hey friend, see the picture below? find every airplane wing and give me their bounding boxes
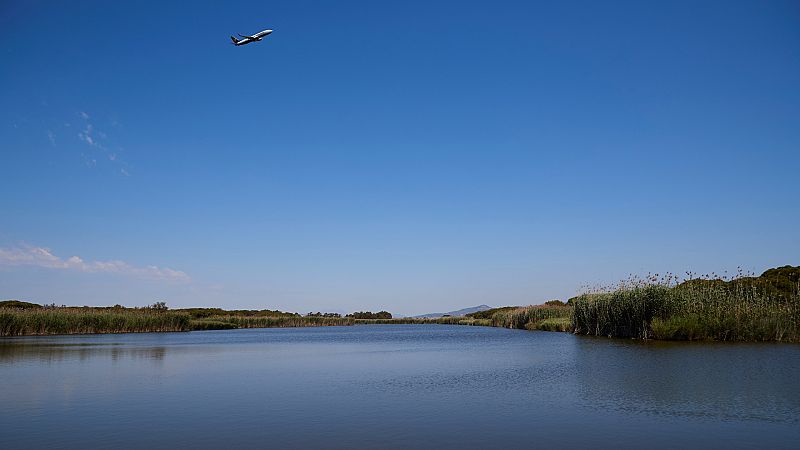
[238,34,254,39]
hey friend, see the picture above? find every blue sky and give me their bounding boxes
[1,0,798,315]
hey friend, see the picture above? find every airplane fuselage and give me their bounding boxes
[232,29,273,46]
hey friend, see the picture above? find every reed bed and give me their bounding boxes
[0,307,191,336]
[354,317,488,325]
[571,285,670,339]
[490,305,572,329]
[527,317,572,332]
[465,306,519,320]
[177,308,299,318]
[190,315,354,330]
[572,271,800,342]
[354,309,570,331]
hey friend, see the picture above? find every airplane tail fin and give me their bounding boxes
[230,36,238,45]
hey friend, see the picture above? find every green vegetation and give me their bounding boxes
[0,303,355,335]
[0,307,191,336]
[490,305,572,329]
[306,312,343,318]
[407,266,800,342]
[572,266,800,342]
[175,307,353,330]
[190,315,353,330]
[527,317,571,332]
[354,316,488,325]
[465,306,519,320]
[543,299,566,307]
[347,311,392,319]
[177,308,300,318]
[353,305,570,331]
[0,300,42,309]
[5,265,796,341]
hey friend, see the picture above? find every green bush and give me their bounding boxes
[0,300,42,309]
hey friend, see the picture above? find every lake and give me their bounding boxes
[1,325,798,449]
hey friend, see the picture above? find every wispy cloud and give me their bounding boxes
[0,245,190,283]
[76,111,132,175]
[78,122,98,147]
[46,130,56,146]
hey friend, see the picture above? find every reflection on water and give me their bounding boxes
[0,342,167,364]
[1,326,799,449]
[572,337,800,424]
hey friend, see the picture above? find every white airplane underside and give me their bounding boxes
[230,29,273,46]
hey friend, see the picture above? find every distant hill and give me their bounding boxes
[414,305,493,318]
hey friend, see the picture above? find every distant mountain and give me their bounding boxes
[413,305,493,318]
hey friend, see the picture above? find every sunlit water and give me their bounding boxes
[1,325,798,449]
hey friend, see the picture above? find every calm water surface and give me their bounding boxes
[1,325,798,449]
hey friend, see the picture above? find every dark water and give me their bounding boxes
[1,325,799,449]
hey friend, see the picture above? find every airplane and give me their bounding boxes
[230,29,273,46]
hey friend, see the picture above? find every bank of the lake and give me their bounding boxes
[2,265,797,341]
[0,306,357,336]
[0,307,192,336]
[571,266,800,342]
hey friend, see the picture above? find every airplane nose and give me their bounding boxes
[266,30,273,34]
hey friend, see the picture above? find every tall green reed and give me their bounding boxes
[0,307,191,336]
[572,270,799,341]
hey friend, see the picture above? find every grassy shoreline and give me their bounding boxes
[2,266,797,341]
[0,308,192,336]
[354,317,490,326]
[191,315,354,330]
[572,277,799,342]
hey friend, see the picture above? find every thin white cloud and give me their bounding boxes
[78,123,99,147]
[75,112,132,176]
[0,245,190,283]
[46,130,56,146]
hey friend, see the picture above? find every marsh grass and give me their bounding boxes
[571,285,670,339]
[188,319,239,330]
[354,307,570,331]
[465,306,519,320]
[0,307,191,336]
[354,316,481,325]
[528,317,572,332]
[7,266,794,340]
[190,315,353,330]
[177,308,299,318]
[572,269,800,342]
[490,305,572,329]
[0,306,354,335]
